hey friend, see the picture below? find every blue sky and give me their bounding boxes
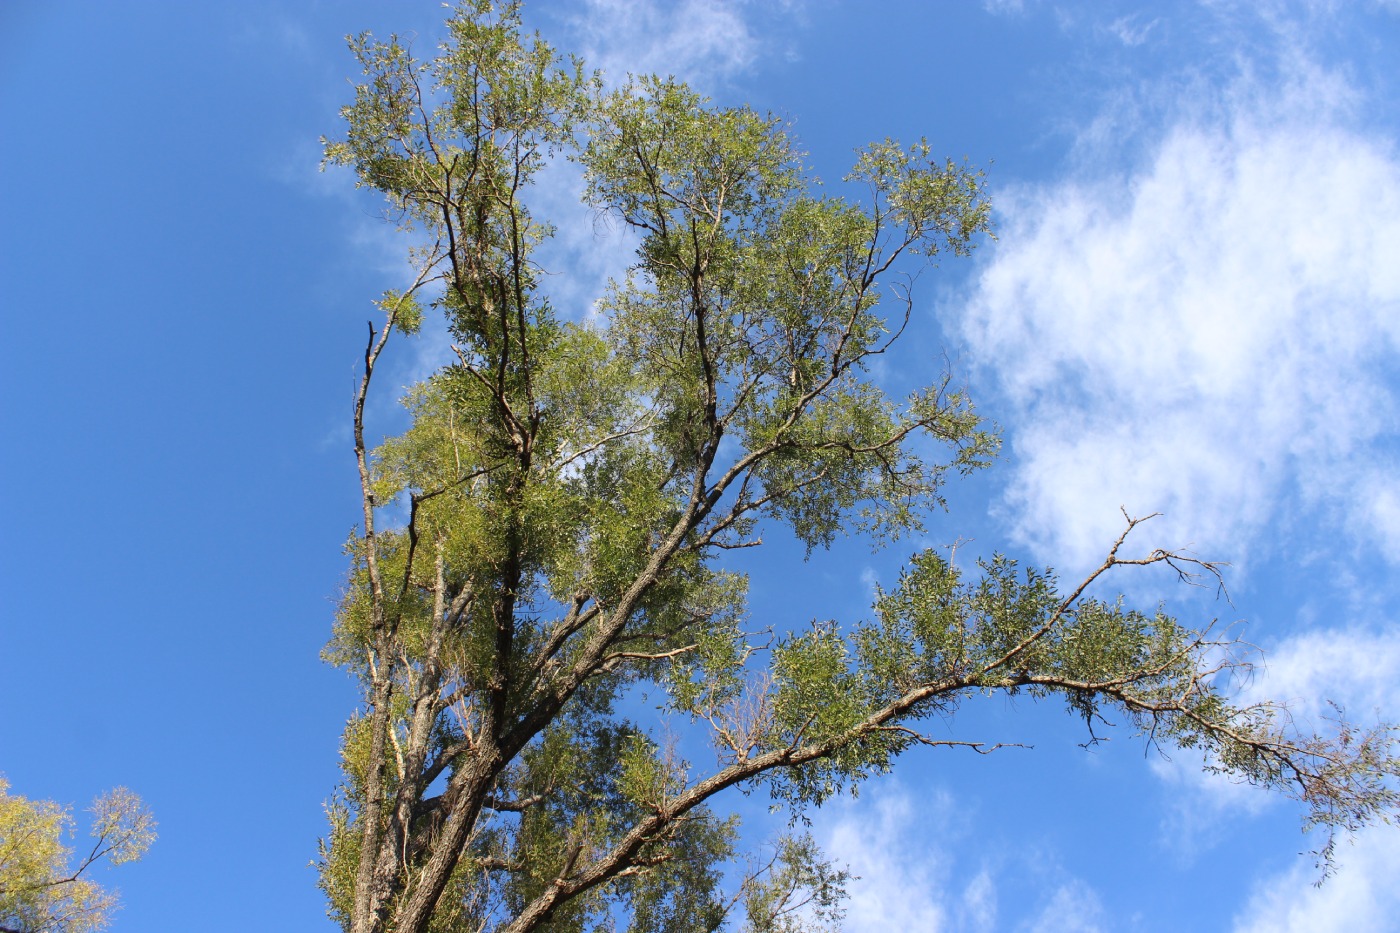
[2,1,1399,930]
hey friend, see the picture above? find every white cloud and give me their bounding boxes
[529,155,640,322]
[561,0,793,89]
[812,781,1120,933]
[960,62,1400,575]
[821,785,954,932]
[1232,829,1400,933]
[1245,625,1400,722]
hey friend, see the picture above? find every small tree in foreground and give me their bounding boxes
[319,4,1400,931]
[0,777,154,933]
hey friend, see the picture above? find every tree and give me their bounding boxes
[0,777,154,933]
[319,4,1400,931]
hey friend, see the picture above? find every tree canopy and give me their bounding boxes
[319,3,1400,931]
[0,777,154,933]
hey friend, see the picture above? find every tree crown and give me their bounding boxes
[319,5,1400,932]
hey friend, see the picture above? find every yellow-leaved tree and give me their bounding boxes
[0,777,154,933]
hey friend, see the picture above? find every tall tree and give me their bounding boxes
[0,777,154,933]
[319,4,1400,931]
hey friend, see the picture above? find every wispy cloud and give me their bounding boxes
[1231,829,1400,933]
[1103,13,1160,47]
[811,781,1123,933]
[982,0,1033,16]
[1151,619,1400,873]
[1019,879,1106,933]
[529,156,639,322]
[820,785,956,932]
[558,0,804,90]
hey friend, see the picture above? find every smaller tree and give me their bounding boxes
[0,777,154,933]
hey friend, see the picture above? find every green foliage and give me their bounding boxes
[319,4,1399,932]
[0,777,154,933]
